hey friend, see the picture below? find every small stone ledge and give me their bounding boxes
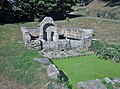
[33,58,51,65]
[39,50,94,59]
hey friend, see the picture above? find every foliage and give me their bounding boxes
[0,0,14,23]
[0,0,74,23]
[90,40,120,63]
[74,0,93,6]
[96,10,119,20]
[113,83,120,87]
[102,79,113,89]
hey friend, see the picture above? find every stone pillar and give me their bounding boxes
[53,32,59,42]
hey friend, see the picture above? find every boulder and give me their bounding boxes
[46,64,60,80]
[113,77,120,84]
[77,79,107,89]
[33,58,50,65]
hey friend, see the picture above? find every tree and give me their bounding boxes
[0,0,14,23]
[0,0,74,23]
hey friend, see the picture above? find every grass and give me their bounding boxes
[56,17,120,44]
[73,0,120,20]
[0,15,120,88]
[0,22,48,89]
[53,55,120,89]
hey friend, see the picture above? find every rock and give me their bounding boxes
[45,81,68,89]
[77,79,107,89]
[113,77,120,84]
[41,51,69,59]
[104,77,115,84]
[113,86,120,89]
[33,58,50,65]
[40,49,94,59]
[46,64,60,80]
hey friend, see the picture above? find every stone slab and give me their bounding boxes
[33,58,50,65]
[113,77,120,84]
[77,79,107,89]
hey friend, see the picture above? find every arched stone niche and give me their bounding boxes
[46,26,59,42]
[39,17,58,41]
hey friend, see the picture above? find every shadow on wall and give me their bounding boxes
[59,70,73,89]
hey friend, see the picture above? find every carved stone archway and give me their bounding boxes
[46,26,58,41]
[39,17,57,41]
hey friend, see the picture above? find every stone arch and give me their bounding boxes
[42,23,55,41]
[39,17,57,41]
[46,26,58,41]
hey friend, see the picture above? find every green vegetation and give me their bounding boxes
[0,13,120,88]
[114,83,120,87]
[73,0,120,20]
[0,22,48,89]
[90,40,120,63]
[0,0,74,23]
[102,79,114,89]
[53,55,120,89]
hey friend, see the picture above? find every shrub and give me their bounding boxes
[96,9,120,20]
[90,40,120,63]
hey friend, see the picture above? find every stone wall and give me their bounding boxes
[42,41,57,50]
[20,17,94,58]
[58,39,71,50]
[62,28,83,39]
[21,27,40,36]
[70,40,83,48]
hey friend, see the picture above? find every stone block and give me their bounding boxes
[46,64,60,80]
[70,40,83,49]
[77,79,107,89]
[43,41,57,50]
[33,58,51,65]
[113,77,120,84]
[58,39,71,50]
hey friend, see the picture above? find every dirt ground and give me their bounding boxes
[0,77,26,89]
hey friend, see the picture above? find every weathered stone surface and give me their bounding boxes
[58,39,71,50]
[70,40,83,48]
[33,58,50,65]
[46,64,60,80]
[40,50,94,58]
[21,17,94,58]
[77,79,107,89]
[20,27,31,46]
[45,81,68,89]
[113,86,120,89]
[63,28,83,39]
[38,17,57,40]
[46,26,59,42]
[113,77,120,84]
[42,41,57,50]
[41,51,69,59]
